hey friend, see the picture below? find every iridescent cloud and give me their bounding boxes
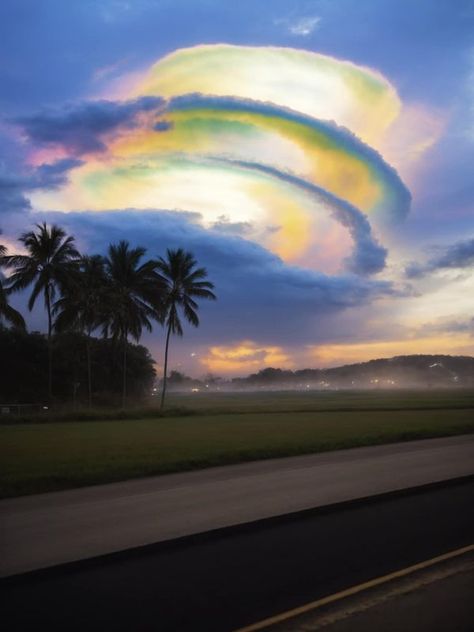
[133,44,402,146]
[28,44,430,277]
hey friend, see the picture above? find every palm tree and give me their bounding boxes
[54,255,108,407]
[3,223,80,400]
[155,248,216,409]
[103,241,163,408]
[0,244,26,330]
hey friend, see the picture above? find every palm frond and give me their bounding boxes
[2,304,26,330]
[157,248,216,338]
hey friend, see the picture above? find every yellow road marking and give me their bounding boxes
[233,543,474,632]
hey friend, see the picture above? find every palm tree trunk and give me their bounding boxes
[86,331,92,409]
[46,286,53,403]
[160,321,172,409]
[122,334,127,409]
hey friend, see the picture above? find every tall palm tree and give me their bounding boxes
[155,248,216,409]
[0,244,26,330]
[54,255,108,407]
[103,241,163,408]
[3,223,80,400]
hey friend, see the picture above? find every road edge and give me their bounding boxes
[1,473,473,584]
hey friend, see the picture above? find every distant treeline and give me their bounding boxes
[230,355,474,389]
[166,355,474,392]
[0,327,155,405]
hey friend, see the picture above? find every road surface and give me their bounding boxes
[1,478,473,631]
[281,563,474,632]
[1,434,473,577]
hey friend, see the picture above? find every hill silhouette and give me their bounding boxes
[232,355,474,389]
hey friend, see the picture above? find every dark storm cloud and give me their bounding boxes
[34,158,85,188]
[0,158,83,216]
[153,120,173,132]
[430,238,474,269]
[13,97,164,155]
[0,175,31,215]
[406,237,474,278]
[420,317,474,335]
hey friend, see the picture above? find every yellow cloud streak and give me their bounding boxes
[201,341,294,374]
[246,182,314,261]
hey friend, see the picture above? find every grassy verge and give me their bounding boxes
[3,389,474,423]
[1,407,473,498]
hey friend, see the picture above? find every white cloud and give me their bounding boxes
[288,16,321,36]
[274,15,321,37]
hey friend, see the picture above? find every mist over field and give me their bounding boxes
[160,355,474,394]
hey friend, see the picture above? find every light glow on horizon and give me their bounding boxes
[197,332,474,376]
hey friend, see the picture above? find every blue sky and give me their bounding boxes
[1,1,473,110]
[1,0,473,375]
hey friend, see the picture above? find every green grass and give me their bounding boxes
[165,389,474,414]
[3,389,474,424]
[1,400,473,498]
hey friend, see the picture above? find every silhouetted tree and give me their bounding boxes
[0,244,26,330]
[103,241,163,408]
[54,255,108,407]
[155,248,216,408]
[3,223,80,399]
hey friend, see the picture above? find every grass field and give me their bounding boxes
[1,390,473,498]
[4,388,474,423]
[165,388,474,413]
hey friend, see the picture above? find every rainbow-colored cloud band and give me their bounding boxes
[32,45,426,274]
[150,94,411,223]
[134,44,402,147]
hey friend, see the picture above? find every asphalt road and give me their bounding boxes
[291,564,474,632]
[3,434,474,577]
[1,478,473,632]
